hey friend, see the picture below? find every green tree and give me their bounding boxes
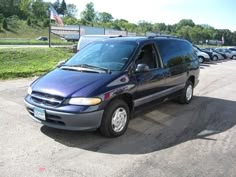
[53,0,60,12]
[32,0,47,19]
[152,23,167,33]
[137,20,153,33]
[65,3,77,18]
[19,0,32,18]
[176,25,192,41]
[59,0,67,15]
[113,19,129,30]
[177,19,195,30]
[81,2,97,23]
[232,31,236,45]
[63,16,79,25]
[98,12,113,23]
[189,26,204,44]
[0,0,21,18]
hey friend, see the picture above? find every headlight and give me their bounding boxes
[68,97,102,106]
[27,87,32,95]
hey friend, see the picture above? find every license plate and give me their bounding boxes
[34,107,46,121]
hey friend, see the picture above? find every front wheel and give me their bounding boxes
[198,56,204,63]
[100,99,130,137]
[178,80,194,104]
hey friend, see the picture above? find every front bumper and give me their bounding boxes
[205,57,211,61]
[24,99,104,131]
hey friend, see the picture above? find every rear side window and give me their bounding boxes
[156,39,184,67]
[179,41,197,62]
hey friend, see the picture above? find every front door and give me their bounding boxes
[133,43,170,107]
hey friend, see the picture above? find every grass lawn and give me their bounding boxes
[0,47,74,80]
[0,20,75,45]
[0,39,73,45]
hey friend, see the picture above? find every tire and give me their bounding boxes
[178,80,194,104]
[232,55,236,60]
[100,99,130,137]
[198,56,204,63]
[213,55,218,61]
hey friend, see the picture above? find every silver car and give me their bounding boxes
[204,48,224,60]
[215,48,236,59]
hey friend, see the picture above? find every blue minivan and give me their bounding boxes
[24,36,199,137]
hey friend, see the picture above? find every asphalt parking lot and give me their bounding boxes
[0,59,236,177]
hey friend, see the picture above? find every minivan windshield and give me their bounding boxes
[65,41,137,71]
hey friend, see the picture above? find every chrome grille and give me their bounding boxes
[31,91,64,107]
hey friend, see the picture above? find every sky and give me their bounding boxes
[49,0,236,32]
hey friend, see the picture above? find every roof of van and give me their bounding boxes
[80,35,122,38]
[100,36,186,43]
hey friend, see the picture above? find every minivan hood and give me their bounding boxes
[31,68,115,98]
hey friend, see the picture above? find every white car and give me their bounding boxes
[77,35,121,51]
[227,47,236,57]
[193,46,211,63]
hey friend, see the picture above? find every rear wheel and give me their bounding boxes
[213,55,218,61]
[100,99,130,137]
[178,80,194,104]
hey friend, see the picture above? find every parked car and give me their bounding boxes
[193,46,210,63]
[36,36,48,41]
[77,35,122,51]
[203,48,224,60]
[227,47,236,53]
[208,48,227,59]
[215,48,236,59]
[24,36,200,137]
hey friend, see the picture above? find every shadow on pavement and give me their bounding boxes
[200,59,232,68]
[41,96,236,154]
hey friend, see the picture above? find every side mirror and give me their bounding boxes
[135,64,150,72]
[56,60,66,67]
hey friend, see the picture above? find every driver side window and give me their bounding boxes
[136,44,159,69]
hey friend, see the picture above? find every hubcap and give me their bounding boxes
[111,107,127,133]
[186,85,193,101]
[199,57,203,63]
[213,56,217,61]
[233,56,236,60]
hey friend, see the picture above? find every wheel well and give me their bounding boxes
[113,94,133,111]
[188,76,195,86]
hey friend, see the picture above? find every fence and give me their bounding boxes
[50,25,137,42]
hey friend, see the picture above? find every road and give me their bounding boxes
[0,60,236,177]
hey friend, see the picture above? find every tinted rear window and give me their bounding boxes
[156,39,184,67]
[179,41,196,62]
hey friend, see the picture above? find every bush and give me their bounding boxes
[32,19,38,26]
[27,18,31,26]
[8,15,20,28]
[43,19,50,27]
[2,18,7,29]
[0,14,3,23]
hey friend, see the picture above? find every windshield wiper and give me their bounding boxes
[68,64,111,74]
[60,65,101,73]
